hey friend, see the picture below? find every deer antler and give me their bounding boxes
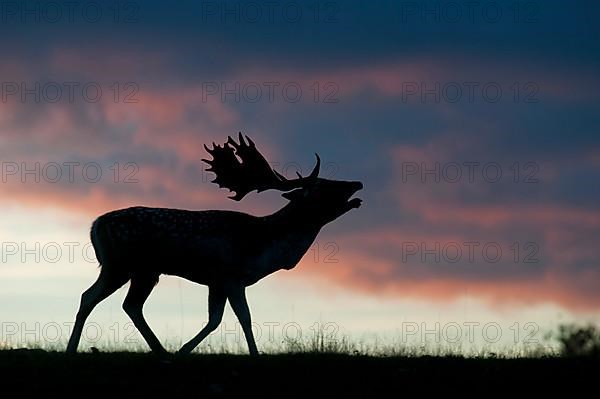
[203,132,320,200]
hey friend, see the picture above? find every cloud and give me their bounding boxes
[299,242,600,310]
[0,9,598,314]
[292,138,600,310]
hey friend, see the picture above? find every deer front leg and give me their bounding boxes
[179,286,227,355]
[227,285,259,356]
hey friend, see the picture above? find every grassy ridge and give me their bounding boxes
[0,349,596,396]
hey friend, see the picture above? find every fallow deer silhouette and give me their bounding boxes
[66,133,363,355]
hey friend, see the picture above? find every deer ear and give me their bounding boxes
[282,188,305,201]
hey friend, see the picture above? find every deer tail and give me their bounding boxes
[90,216,110,268]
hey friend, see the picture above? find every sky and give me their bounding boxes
[0,0,599,352]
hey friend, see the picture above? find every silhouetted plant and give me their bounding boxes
[557,323,600,357]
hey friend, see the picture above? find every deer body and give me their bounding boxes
[66,133,362,356]
[92,206,321,286]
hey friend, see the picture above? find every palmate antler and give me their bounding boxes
[202,132,320,200]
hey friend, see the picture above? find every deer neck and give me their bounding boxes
[266,200,323,232]
[260,201,323,271]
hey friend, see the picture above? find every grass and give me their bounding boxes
[7,332,558,358]
[0,324,597,395]
[0,349,597,396]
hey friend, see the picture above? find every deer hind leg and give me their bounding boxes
[66,268,129,353]
[178,285,227,355]
[227,286,259,356]
[122,274,166,355]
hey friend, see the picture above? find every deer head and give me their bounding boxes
[203,132,363,225]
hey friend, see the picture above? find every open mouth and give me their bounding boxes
[347,197,363,208]
[346,182,363,208]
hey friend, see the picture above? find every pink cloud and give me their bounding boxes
[298,245,600,310]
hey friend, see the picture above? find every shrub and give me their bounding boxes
[557,324,600,357]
